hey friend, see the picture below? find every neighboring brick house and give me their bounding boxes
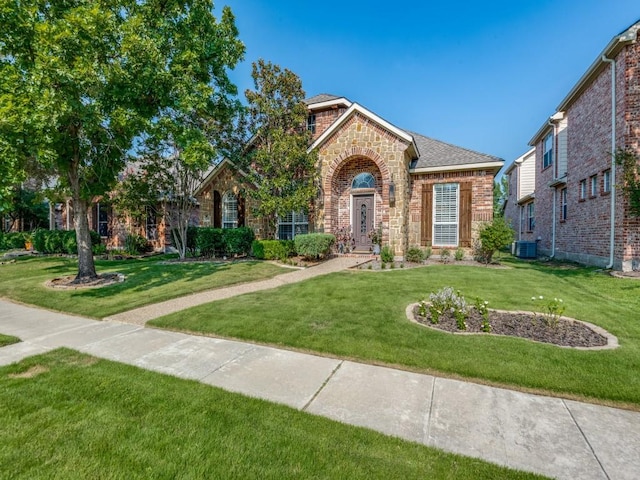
[503,148,536,241]
[526,19,640,271]
[196,94,503,256]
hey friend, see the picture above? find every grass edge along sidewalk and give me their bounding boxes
[0,349,546,480]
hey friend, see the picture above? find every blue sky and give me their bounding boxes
[219,0,639,169]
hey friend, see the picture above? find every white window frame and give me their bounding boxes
[307,114,316,135]
[543,132,554,169]
[560,188,567,221]
[603,169,611,194]
[579,180,586,201]
[278,211,309,240]
[432,183,459,247]
[590,175,598,197]
[222,192,238,229]
[527,202,535,231]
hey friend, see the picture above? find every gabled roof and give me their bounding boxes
[194,158,250,197]
[305,93,352,111]
[408,131,503,173]
[308,102,419,159]
[504,147,536,175]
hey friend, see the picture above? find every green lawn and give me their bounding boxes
[0,255,285,318]
[151,259,640,408]
[0,349,545,479]
[0,334,19,348]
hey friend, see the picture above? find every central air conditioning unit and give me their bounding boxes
[513,241,537,259]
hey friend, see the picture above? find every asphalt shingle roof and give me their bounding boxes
[406,131,503,169]
[304,93,343,105]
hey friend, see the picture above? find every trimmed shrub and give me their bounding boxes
[44,230,64,254]
[63,230,78,254]
[3,232,30,250]
[294,233,335,259]
[32,229,47,252]
[252,239,295,260]
[224,227,255,256]
[405,246,424,263]
[196,228,224,257]
[380,245,394,263]
[455,247,465,261]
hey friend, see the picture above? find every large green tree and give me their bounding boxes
[0,0,244,281]
[243,60,318,238]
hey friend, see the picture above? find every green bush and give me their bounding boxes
[294,233,335,259]
[476,216,515,265]
[63,230,78,254]
[224,227,255,256]
[196,228,224,257]
[455,247,465,261]
[380,245,394,263]
[252,239,295,260]
[44,230,64,254]
[124,233,149,255]
[3,232,29,250]
[405,246,424,263]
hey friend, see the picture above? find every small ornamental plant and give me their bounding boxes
[474,297,491,333]
[531,295,565,328]
[440,248,451,264]
[423,287,468,329]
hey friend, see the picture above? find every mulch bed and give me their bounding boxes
[46,273,125,290]
[412,305,609,348]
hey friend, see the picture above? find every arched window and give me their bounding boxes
[351,172,375,190]
[222,192,238,229]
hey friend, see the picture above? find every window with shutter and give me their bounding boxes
[433,183,459,247]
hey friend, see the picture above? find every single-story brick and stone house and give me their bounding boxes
[504,19,640,271]
[196,94,503,256]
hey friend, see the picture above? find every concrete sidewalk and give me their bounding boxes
[104,256,365,325]
[1,300,638,479]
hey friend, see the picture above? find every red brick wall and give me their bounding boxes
[534,41,640,269]
[311,107,348,141]
[408,169,494,248]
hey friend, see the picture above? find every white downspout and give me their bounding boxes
[548,119,556,258]
[602,55,616,269]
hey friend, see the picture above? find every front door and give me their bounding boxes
[353,195,374,251]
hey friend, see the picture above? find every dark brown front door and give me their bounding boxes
[353,195,374,251]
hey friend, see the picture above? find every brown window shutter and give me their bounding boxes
[459,182,472,247]
[238,196,245,227]
[213,191,221,228]
[421,184,432,246]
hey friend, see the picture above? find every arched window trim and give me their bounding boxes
[351,172,376,190]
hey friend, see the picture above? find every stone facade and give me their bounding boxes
[196,96,503,258]
[526,22,640,270]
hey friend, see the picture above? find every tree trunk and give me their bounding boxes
[73,197,98,282]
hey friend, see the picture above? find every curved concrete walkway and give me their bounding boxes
[1,299,639,479]
[105,256,365,325]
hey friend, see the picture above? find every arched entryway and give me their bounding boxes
[329,157,385,252]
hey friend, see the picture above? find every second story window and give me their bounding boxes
[590,175,598,197]
[560,188,567,221]
[603,169,611,194]
[579,180,586,201]
[307,114,316,135]
[543,132,554,169]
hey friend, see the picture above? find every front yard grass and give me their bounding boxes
[0,349,544,479]
[0,255,286,318]
[0,334,19,348]
[151,260,640,409]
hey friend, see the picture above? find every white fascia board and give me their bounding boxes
[307,98,352,110]
[308,102,416,153]
[410,161,504,174]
